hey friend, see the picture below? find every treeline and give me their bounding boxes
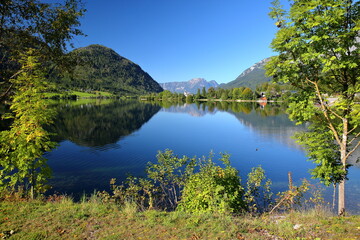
[141,82,295,103]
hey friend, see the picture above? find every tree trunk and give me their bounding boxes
[338,127,347,216]
[338,179,345,215]
[338,145,347,215]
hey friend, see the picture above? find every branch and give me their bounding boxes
[325,104,343,120]
[306,77,342,146]
[349,131,360,145]
[269,191,293,214]
[345,140,360,160]
[348,126,360,138]
[0,83,13,101]
[0,70,24,101]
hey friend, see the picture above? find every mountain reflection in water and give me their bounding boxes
[161,102,305,150]
[45,100,359,213]
[50,100,161,148]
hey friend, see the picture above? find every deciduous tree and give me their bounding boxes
[0,0,85,102]
[266,0,359,215]
[0,0,85,196]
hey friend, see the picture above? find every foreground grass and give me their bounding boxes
[0,198,359,239]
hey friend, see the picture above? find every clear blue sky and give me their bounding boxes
[74,0,279,84]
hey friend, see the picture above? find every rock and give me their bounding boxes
[293,224,302,230]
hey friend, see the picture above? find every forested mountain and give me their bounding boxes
[52,45,163,95]
[221,58,271,90]
[160,78,219,94]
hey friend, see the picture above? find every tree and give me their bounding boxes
[0,0,85,102]
[202,87,207,98]
[195,88,201,100]
[0,0,85,197]
[207,87,216,99]
[185,94,194,103]
[232,87,245,100]
[266,0,359,215]
[221,91,229,100]
[0,51,56,197]
[241,87,254,100]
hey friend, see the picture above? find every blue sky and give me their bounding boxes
[74,0,279,84]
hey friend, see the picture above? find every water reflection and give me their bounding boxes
[157,101,304,149]
[45,100,359,213]
[50,100,161,148]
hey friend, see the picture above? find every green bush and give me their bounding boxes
[98,150,276,214]
[177,154,246,213]
[244,166,273,213]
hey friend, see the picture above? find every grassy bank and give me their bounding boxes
[44,90,114,99]
[1,197,359,239]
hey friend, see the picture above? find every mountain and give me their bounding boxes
[53,44,163,95]
[222,58,272,90]
[160,78,219,94]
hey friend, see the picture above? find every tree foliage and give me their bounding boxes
[0,0,85,197]
[99,150,256,213]
[0,51,56,197]
[0,0,85,101]
[266,0,360,215]
[178,153,246,213]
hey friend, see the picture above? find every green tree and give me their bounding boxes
[207,87,216,99]
[0,0,85,197]
[0,0,85,102]
[185,94,194,103]
[0,51,56,198]
[220,91,228,100]
[232,88,241,100]
[266,0,359,215]
[194,88,201,100]
[241,87,254,100]
[202,87,207,98]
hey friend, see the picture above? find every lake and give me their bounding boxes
[45,99,360,214]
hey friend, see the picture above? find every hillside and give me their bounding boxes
[160,78,219,94]
[222,58,272,90]
[53,45,163,95]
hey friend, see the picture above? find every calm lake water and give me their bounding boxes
[45,100,360,214]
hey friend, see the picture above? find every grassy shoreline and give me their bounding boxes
[44,90,115,99]
[1,197,359,239]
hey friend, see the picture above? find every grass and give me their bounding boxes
[44,90,114,99]
[0,197,359,239]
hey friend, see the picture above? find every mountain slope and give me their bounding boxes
[55,45,163,95]
[160,78,219,94]
[222,58,272,90]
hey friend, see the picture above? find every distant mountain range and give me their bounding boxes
[160,78,219,94]
[160,58,272,93]
[50,44,271,94]
[52,44,163,95]
[221,58,272,90]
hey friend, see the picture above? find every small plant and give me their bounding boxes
[244,166,273,214]
[97,149,196,211]
[97,177,157,211]
[177,153,246,213]
[270,178,310,214]
[146,149,196,210]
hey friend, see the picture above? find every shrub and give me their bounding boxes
[244,166,273,214]
[177,154,246,213]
